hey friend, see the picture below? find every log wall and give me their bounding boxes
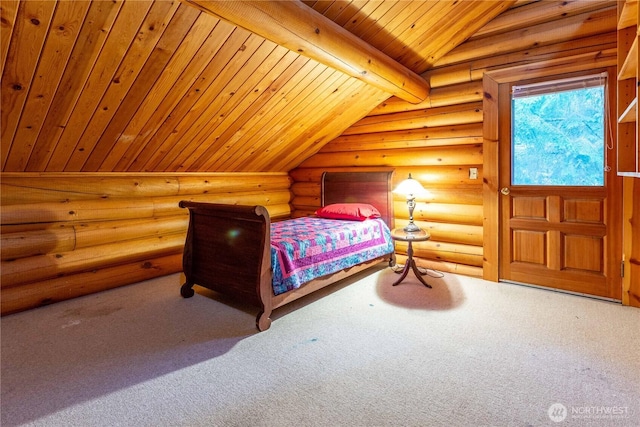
[290,6,617,279]
[0,172,291,315]
[291,96,485,278]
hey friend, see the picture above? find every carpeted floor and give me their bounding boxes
[2,266,639,427]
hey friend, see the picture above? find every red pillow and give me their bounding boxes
[315,203,381,221]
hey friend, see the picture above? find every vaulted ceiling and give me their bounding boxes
[0,0,614,173]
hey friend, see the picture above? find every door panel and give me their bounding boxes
[498,77,620,299]
[500,188,611,296]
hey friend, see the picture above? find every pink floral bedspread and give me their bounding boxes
[270,217,394,295]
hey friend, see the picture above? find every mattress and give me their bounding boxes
[270,217,394,295]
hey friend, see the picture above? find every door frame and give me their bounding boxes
[482,65,623,299]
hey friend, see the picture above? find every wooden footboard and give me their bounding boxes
[179,201,274,330]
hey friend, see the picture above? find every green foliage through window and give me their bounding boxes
[511,84,605,186]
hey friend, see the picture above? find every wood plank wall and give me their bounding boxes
[623,177,640,307]
[290,5,618,279]
[0,173,291,315]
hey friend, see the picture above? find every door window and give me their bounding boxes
[511,73,606,186]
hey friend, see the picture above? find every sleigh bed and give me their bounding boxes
[179,171,395,331]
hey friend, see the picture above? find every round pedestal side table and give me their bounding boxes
[390,228,431,288]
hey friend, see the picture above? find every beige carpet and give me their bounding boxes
[2,266,639,427]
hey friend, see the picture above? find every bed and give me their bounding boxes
[178,171,395,331]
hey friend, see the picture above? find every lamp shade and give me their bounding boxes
[393,174,427,197]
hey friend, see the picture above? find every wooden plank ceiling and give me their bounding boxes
[0,0,613,173]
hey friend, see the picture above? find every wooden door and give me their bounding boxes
[497,77,622,300]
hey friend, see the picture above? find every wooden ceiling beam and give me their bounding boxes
[181,0,429,103]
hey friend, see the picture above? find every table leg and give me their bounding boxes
[391,259,411,286]
[409,258,432,288]
[391,241,432,288]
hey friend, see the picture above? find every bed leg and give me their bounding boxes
[180,282,195,298]
[256,310,272,331]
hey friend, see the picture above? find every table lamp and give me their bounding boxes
[393,173,427,233]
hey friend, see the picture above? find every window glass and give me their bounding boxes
[511,76,605,186]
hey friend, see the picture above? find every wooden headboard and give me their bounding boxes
[321,171,394,229]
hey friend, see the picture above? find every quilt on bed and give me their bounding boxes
[270,217,394,295]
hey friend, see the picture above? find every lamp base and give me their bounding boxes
[403,222,421,233]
